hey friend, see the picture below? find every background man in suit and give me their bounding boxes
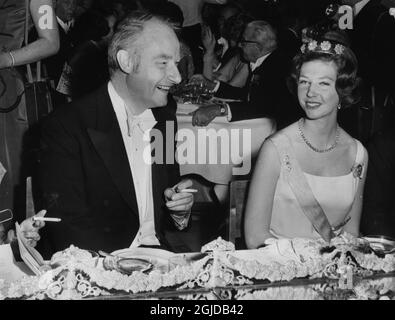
[192,20,301,129]
[342,0,395,95]
[32,0,78,107]
[45,0,76,85]
[37,11,194,258]
[341,0,395,134]
[361,127,395,238]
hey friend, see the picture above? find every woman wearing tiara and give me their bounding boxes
[244,39,368,249]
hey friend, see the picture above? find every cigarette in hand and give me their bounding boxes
[178,189,198,193]
[33,217,62,222]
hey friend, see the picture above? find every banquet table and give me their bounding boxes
[2,241,395,301]
[2,259,394,300]
[176,103,276,185]
[86,270,395,300]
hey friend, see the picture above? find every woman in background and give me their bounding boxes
[0,0,59,220]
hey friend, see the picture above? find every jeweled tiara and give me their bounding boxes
[300,40,345,55]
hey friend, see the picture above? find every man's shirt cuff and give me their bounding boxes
[225,103,232,121]
[170,211,191,230]
[213,80,221,92]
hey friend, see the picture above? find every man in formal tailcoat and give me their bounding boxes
[36,11,194,258]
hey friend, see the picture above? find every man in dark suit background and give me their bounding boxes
[342,0,395,95]
[31,0,77,108]
[192,20,301,129]
[36,11,194,258]
[45,0,76,85]
[361,127,395,238]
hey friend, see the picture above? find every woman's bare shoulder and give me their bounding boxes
[268,122,299,143]
[339,127,368,160]
[260,122,299,158]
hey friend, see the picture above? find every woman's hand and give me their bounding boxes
[201,24,216,54]
[18,210,47,247]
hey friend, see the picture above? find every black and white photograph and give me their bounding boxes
[0,0,395,305]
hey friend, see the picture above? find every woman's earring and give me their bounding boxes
[337,104,341,110]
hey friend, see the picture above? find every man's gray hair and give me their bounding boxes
[108,11,172,77]
[247,20,278,52]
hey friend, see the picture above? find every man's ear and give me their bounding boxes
[117,49,134,74]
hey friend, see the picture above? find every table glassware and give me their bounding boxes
[363,235,395,254]
[173,81,213,104]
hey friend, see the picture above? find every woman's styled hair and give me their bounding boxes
[289,40,360,108]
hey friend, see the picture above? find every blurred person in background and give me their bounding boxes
[151,1,195,83]
[361,127,395,238]
[44,0,77,88]
[0,0,59,223]
[341,0,395,134]
[201,12,251,87]
[75,0,93,18]
[192,20,300,129]
[169,0,228,73]
[244,40,367,248]
[60,7,117,99]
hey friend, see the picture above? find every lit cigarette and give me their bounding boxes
[33,217,62,222]
[178,189,198,193]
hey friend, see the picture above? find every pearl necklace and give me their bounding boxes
[298,119,340,153]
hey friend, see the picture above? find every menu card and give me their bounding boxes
[15,222,46,275]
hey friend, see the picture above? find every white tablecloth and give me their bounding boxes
[176,104,276,184]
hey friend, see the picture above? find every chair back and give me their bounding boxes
[228,179,250,248]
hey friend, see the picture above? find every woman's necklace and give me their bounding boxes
[298,119,340,153]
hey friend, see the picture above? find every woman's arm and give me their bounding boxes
[344,148,369,237]
[215,55,249,88]
[214,55,239,83]
[228,62,249,87]
[0,0,59,69]
[244,139,281,249]
[201,25,219,80]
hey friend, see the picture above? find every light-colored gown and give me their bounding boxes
[0,0,31,213]
[269,133,365,239]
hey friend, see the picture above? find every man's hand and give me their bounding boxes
[191,104,225,126]
[188,75,217,91]
[18,210,47,247]
[164,180,195,230]
[164,180,194,213]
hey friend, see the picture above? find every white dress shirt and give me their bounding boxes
[249,52,271,72]
[108,82,160,248]
[56,17,73,34]
[354,0,370,16]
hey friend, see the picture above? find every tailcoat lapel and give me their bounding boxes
[87,86,139,216]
